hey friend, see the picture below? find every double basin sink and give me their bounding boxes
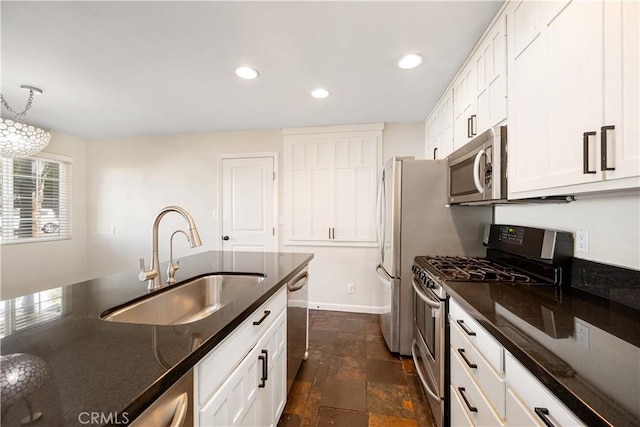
[101,273,266,325]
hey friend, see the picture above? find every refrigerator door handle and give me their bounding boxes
[375,264,392,288]
[376,169,384,259]
[376,169,387,262]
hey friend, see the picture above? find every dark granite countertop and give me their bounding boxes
[0,251,313,427]
[445,281,640,427]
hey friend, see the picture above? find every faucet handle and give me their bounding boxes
[138,257,157,282]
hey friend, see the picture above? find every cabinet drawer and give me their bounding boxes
[450,298,504,373]
[450,385,476,427]
[198,287,286,405]
[451,318,506,418]
[505,352,584,426]
[451,347,505,427]
[506,387,544,427]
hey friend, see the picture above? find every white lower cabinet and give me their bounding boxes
[505,387,544,427]
[195,288,287,427]
[450,346,505,427]
[505,352,585,427]
[449,297,585,427]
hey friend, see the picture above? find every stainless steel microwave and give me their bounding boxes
[448,125,507,204]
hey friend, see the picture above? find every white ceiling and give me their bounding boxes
[1,1,503,140]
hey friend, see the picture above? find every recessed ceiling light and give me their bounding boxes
[311,88,330,99]
[398,54,423,70]
[235,66,259,80]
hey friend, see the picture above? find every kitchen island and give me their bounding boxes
[0,251,313,426]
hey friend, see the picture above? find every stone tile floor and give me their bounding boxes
[278,310,437,427]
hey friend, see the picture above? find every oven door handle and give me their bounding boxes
[473,148,486,193]
[411,338,441,402]
[411,277,441,310]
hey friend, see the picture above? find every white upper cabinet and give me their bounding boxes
[453,13,507,151]
[284,124,382,246]
[507,0,640,197]
[425,89,454,159]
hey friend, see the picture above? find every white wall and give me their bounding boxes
[0,132,89,299]
[495,192,640,269]
[86,129,283,276]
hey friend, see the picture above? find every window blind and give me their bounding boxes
[0,155,72,244]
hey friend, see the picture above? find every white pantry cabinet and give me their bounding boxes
[283,124,382,247]
[507,0,640,197]
[425,90,454,159]
[452,13,507,151]
[195,288,287,427]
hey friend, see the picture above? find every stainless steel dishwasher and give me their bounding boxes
[286,267,309,393]
[130,370,193,427]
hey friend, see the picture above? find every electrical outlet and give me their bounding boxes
[109,226,116,235]
[347,283,355,294]
[576,229,589,253]
[576,320,590,350]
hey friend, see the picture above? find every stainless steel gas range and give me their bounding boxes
[411,224,574,427]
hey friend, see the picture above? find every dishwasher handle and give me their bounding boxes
[288,271,309,292]
[168,393,189,427]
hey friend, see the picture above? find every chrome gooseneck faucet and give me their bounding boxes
[139,206,203,290]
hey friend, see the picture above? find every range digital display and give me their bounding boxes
[499,226,524,246]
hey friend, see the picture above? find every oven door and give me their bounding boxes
[411,275,445,427]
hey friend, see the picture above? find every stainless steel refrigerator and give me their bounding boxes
[375,157,491,355]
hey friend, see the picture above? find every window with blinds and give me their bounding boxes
[0,155,72,244]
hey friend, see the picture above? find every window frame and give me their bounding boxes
[0,152,73,245]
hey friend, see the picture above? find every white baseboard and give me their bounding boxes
[308,301,383,315]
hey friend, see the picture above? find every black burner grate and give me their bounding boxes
[422,256,534,283]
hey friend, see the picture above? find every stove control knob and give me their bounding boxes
[420,272,427,282]
[411,265,417,274]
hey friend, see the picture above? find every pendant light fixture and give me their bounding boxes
[0,85,52,158]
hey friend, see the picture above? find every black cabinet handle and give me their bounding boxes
[456,319,476,336]
[583,131,597,174]
[470,114,477,136]
[258,349,268,388]
[535,407,556,427]
[222,235,230,241]
[458,387,478,413]
[433,147,438,159]
[332,228,335,239]
[467,117,472,138]
[253,310,271,326]
[457,348,477,369]
[601,125,615,171]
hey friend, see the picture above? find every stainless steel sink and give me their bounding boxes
[101,273,266,325]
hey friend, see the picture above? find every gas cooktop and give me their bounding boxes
[419,255,535,283]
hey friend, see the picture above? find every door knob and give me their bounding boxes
[222,235,230,241]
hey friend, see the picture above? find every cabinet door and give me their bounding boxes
[509,0,607,193]
[506,387,544,427]
[333,137,378,242]
[505,352,584,427]
[258,310,287,426]
[439,92,455,158]
[603,0,640,181]
[199,343,261,427]
[288,140,333,241]
[453,71,471,150]
[476,14,507,133]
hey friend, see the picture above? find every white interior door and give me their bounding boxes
[221,156,276,253]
